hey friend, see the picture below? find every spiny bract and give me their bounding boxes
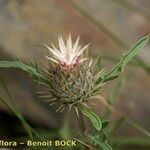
[38,35,105,113]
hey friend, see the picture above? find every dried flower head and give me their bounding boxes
[39,35,105,113]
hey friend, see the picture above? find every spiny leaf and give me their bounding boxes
[0,60,45,79]
[97,36,149,84]
[81,106,102,131]
[121,36,149,68]
[87,134,113,150]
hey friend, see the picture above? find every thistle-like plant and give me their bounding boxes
[40,35,105,114]
[0,35,149,150]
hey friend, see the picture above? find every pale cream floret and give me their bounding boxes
[45,35,90,66]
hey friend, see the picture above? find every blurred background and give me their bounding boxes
[0,0,150,150]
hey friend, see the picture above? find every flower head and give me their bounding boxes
[45,34,90,66]
[38,35,105,113]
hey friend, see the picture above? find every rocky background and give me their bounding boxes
[0,0,149,149]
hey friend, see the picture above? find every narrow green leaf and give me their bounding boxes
[87,134,113,150]
[100,55,150,73]
[102,74,118,82]
[0,78,43,140]
[97,36,149,84]
[96,56,102,71]
[99,141,113,150]
[121,36,149,68]
[0,60,45,79]
[81,106,102,131]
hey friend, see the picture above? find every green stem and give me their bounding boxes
[75,110,90,150]
[101,55,150,73]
